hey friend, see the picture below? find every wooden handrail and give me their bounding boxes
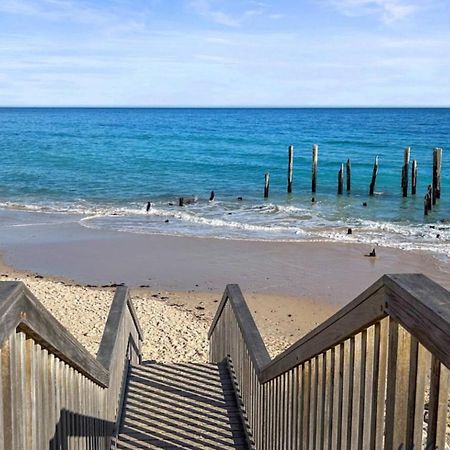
[0,281,109,386]
[211,274,450,383]
[209,284,271,372]
[0,280,143,449]
[209,274,450,449]
[97,285,144,371]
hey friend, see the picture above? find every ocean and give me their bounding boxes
[0,107,449,260]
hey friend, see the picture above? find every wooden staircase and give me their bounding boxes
[1,276,449,449]
[114,362,248,449]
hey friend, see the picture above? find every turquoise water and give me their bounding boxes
[0,108,449,258]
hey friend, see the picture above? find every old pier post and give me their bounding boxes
[369,155,379,196]
[287,145,294,193]
[402,146,410,197]
[264,172,270,198]
[338,163,344,195]
[312,144,318,193]
[411,159,417,195]
[346,159,351,192]
[432,147,442,203]
[427,184,433,210]
[424,194,429,215]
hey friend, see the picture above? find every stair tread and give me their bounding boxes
[114,362,248,450]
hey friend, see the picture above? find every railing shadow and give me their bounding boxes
[48,409,115,450]
[118,361,247,449]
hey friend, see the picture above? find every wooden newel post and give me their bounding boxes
[346,159,351,192]
[287,145,294,193]
[411,160,417,195]
[338,163,344,195]
[402,146,410,197]
[264,172,270,198]
[432,147,442,202]
[369,155,379,196]
[312,144,318,193]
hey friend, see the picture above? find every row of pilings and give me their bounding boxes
[262,145,443,215]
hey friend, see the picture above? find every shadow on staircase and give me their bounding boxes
[115,361,248,449]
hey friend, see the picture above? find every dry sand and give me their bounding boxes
[1,263,336,362]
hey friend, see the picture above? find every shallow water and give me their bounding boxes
[0,107,449,259]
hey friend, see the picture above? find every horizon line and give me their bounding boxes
[1,105,450,109]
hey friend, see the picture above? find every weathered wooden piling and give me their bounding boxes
[424,194,429,215]
[264,172,270,198]
[346,159,351,192]
[427,184,433,210]
[432,147,442,203]
[179,197,184,207]
[402,146,410,197]
[312,144,318,193]
[369,155,379,196]
[338,163,344,195]
[411,159,417,195]
[287,145,294,193]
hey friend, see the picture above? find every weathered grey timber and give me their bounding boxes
[115,362,248,449]
[402,146,410,197]
[209,275,450,449]
[0,281,143,449]
[264,173,270,198]
[369,155,379,196]
[428,184,433,211]
[411,159,418,195]
[337,163,344,195]
[287,145,294,193]
[311,144,318,193]
[346,159,351,192]
[424,193,429,215]
[2,273,450,449]
[433,147,443,202]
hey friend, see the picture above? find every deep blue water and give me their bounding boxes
[0,108,449,258]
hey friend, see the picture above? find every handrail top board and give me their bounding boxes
[97,285,144,371]
[0,280,144,388]
[208,284,271,372]
[210,274,450,384]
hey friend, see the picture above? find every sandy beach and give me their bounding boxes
[0,263,336,362]
[0,209,449,364]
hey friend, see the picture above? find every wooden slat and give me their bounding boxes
[357,330,367,450]
[362,326,374,450]
[427,357,449,448]
[302,361,311,450]
[310,357,317,448]
[384,273,450,369]
[261,283,386,383]
[24,337,37,450]
[346,337,355,450]
[385,321,412,448]
[412,344,429,448]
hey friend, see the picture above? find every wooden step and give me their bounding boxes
[115,362,248,449]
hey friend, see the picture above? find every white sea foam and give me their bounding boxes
[1,200,449,260]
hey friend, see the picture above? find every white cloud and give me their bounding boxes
[188,0,281,27]
[189,0,242,27]
[328,0,420,23]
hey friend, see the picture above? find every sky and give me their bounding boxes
[0,0,449,106]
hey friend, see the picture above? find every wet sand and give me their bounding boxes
[0,210,448,305]
[0,208,448,363]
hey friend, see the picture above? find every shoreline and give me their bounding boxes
[0,210,449,305]
[0,205,449,365]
